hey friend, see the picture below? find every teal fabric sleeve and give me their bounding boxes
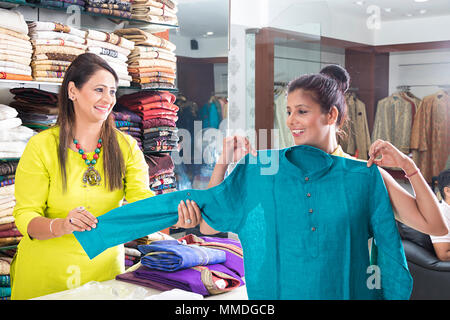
[74,157,249,260]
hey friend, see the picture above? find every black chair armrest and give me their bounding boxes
[402,240,450,272]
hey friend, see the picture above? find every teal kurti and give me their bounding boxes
[74,145,413,300]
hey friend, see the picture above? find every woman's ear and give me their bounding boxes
[327,106,339,125]
[67,81,77,101]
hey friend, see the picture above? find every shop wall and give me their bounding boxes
[388,48,450,98]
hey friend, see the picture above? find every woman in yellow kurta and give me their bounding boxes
[10,53,200,300]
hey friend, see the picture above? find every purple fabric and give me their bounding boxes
[180,235,245,278]
[132,263,243,296]
[116,270,176,292]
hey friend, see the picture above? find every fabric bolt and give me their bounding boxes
[27,21,86,39]
[145,153,174,178]
[0,118,21,130]
[142,118,176,129]
[85,38,131,56]
[0,8,28,35]
[0,259,10,275]
[125,262,241,296]
[0,50,31,61]
[0,33,30,48]
[10,126,154,300]
[74,145,412,300]
[0,125,35,142]
[128,66,175,75]
[133,77,175,85]
[0,275,10,287]
[87,46,128,62]
[179,234,245,279]
[0,73,32,81]
[0,61,31,73]
[143,126,177,134]
[130,45,173,56]
[113,105,142,123]
[114,28,176,51]
[0,229,21,238]
[86,29,135,51]
[32,64,69,72]
[0,55,31,66]
[0,161,18,176]
[30,31,85,44]
[131,13,177,24]
[31,60,72,67]
[0,43,32,54]
[0,222,15,232]
[0,184,14,196]
[118,90,176,107]
[0,26,29,41]
[138,82,175,90]
[38,0,85,10]
[0,67,31,77]
[128,58,176,69]
[85,6,132,18]
[88,2,131,11]
[33,45,85,56]
[0,104,18,121]
[31,39,87,51]
[33,70,65,79]
[0,216,14,225]
[33,53,78,62]
[138,240,226,272]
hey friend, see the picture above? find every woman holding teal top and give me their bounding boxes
[194,65,447,239]
[10,53,201,300]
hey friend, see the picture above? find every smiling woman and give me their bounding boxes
[9,53,202,300]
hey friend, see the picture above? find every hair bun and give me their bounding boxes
[319,64,350,93]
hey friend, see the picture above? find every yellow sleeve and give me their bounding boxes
[120,132,155,203]
[13,136,50,239]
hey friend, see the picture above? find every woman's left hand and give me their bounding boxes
[367,139,414,172]
[172,199,202,229]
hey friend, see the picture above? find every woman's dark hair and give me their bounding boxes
[437,169,450,200]
[320,64,351,94]
[287,72,347,128]
[57,52,125,192]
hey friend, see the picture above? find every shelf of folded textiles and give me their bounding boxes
[0,79,61,86]
[0,0,179,30]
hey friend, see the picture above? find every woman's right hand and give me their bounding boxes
[59,207,98,235]
[217,136,257,165]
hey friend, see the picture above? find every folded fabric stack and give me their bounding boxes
[37,0,86,11]
[116,234,245,297]
[0,252,14,300]
[131,0,178,25]
[123,231,174,269]
[114,28,176,89]
[9,88,59,132]
[85,0,132,19]
[0,104,36,159]
[28,21,87,83]
[113,104,143,150]
[85,29,135,87]
[145,152,177,195]
[0,9,33,82]
[118,91,179,153]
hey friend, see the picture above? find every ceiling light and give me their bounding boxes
[206,31,214,36]
[355,1,364,5]
[384,8,392,12]
[414,0,428,2]
[419,9,427,14]
[405,13,413,17]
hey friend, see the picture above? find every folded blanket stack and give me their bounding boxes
[9,88,59,132]
[27,21,87,83]
[116,235,245,297]
[0,9,33,82]
[36,0,86,11]
[117,90,179,154]
[85,0,132,19]
[0,104,36,159]
[114,28,176,89]
[85,29,134,87]
[131,0,178,25]
[113,104,143,150]
[145,152,177,195]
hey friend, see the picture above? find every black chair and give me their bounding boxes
[397,221,450,300]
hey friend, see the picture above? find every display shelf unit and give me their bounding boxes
[0,0,179,30]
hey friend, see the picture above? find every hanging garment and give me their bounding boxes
[372,93,418,154]
[340,92,371,160]
[410,90,450,183]
[74,144,412,300]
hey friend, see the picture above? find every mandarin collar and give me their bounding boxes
[282,145,334,179]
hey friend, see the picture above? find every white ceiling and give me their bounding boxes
[174,0,450,38]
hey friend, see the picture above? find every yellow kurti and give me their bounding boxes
[10,126,154,300]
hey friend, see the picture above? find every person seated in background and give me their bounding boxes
[431,169,450,261]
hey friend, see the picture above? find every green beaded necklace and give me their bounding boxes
[73,138,103,186]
